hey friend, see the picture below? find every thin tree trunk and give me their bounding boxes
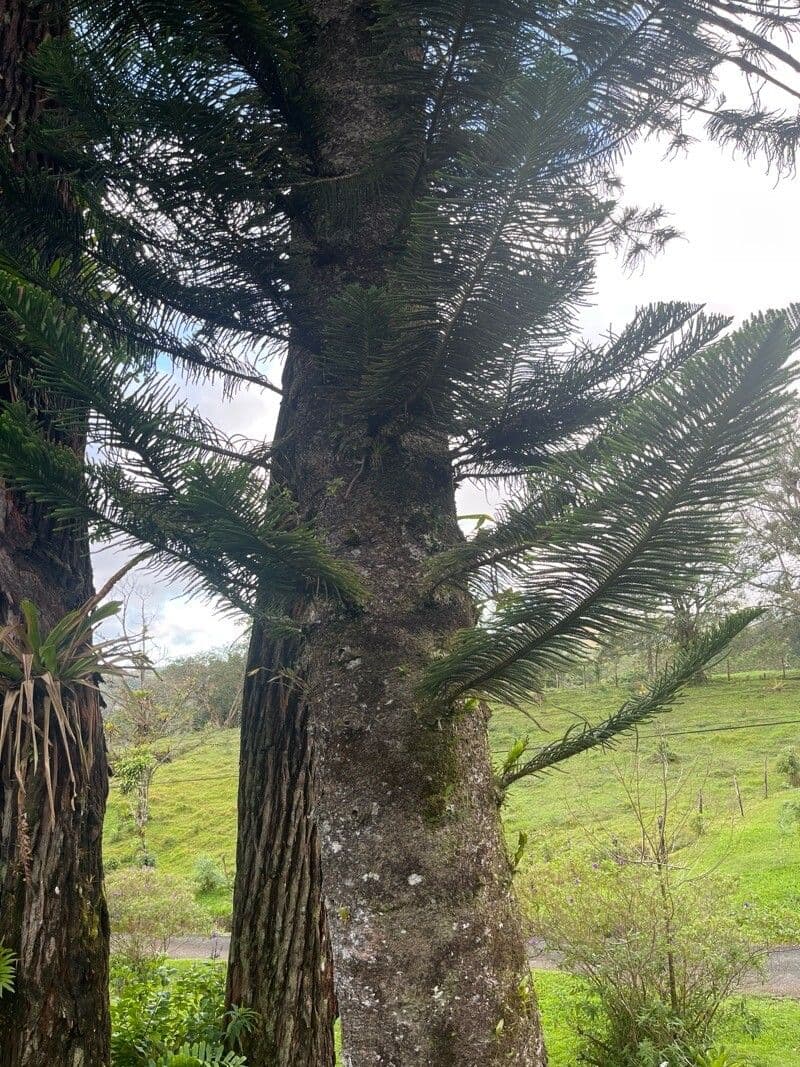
[671,600,708,684]
[0,1,110,1061]
[226,624,336,1066]
[228,3,546,1062]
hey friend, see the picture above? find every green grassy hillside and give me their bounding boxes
[105,731,240,919]
[105,676,800,936]
[498,677,800,940]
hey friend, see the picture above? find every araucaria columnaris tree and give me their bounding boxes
[0,0,111,1062]
[3,3,800,1064]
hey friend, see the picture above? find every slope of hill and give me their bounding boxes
[105,677,800,937]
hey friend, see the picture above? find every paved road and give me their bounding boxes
[167,934,231,960]
[527,944,800,999]
[167,936,800,999]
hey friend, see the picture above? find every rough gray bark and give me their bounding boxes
[228,4,547,1063]
[277,348,546,1066]
[0,1,111,1062]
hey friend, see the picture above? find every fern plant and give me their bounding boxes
[0,945,15,998]
[149,1045,247,1067]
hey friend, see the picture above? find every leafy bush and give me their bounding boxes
[209,910,233,934]
[529,858,760,1067]
[776,746,800,787]
[778,799,800,835]
[691,1050,748,1067]
[0,944,14,997]
[110,958,256,1066]
[107,868,206,962]
[193,856,228,894]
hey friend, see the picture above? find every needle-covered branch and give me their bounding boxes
[420,310,799,709]
[500,608,761,789]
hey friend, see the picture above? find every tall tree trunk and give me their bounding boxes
[229,3,546,1062]
[0,1,111,1062]
[0,386,111,1064]
[226,357,337,1067]
[278,346,545,1066]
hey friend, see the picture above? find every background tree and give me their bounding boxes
[667,546,756,682]
[744,413,800,614]
[149,645,249,731]
[2,4,800,1065]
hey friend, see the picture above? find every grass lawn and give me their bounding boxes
[105,730,240,919]
[534,970,800,1066]
[497,678,800,941]
[105,677,800,936]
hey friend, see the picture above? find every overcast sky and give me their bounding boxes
[93,134,800,662]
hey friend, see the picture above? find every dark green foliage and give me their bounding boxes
[420,311,799,711]
[0,3,799,769]
[12,1,800,440]
[109,959,255,1066]
[500,610,761,786]
[0,345,362,623]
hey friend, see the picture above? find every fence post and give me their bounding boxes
[734,775,745,817]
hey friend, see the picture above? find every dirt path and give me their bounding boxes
[166,935,800,998]
[527,944,800,999]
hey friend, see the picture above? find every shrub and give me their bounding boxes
[528,858,760,1067]
[106,868,206,962]
[193,855,228,894]
[110,958,256,1066]
[778,799,800,835]
[691,1051,748,1067]
[776,746,800,787]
